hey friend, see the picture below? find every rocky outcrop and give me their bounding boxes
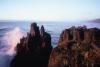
[11,23,52,67]
[48,26,100,67]
[11,24,100,67]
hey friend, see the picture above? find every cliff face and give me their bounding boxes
[11,24,100,67]
[48,26,100,67]
[11,23,52,67]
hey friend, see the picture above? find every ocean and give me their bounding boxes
[0,21,100,67]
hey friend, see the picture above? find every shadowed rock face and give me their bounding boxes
[48,26,100,67]
[10,23,52,67]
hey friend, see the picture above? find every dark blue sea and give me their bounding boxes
[0,21,100,67]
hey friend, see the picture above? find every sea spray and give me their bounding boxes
[0,27,25,67]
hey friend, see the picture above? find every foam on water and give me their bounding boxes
[0,27,25,67]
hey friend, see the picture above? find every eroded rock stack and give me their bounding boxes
[48,26,100,67]
[11,23,52,67]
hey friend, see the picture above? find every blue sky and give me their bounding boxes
[0,0,100,21]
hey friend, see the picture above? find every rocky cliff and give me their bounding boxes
[10,23,100,67]
[48,26,100,67]
[11,23,52,67]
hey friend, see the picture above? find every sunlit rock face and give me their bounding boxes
[48,26,100,67]
[10,23,52,67]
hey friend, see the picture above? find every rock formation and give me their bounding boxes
[48,26,100,67]
[10,23,100,67]
[11,23,52,67]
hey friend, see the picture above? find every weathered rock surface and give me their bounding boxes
[11,23,52,67]
[48,26,100,67]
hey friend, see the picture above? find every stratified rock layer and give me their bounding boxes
[11,23,52,67]
[48,26,100,67]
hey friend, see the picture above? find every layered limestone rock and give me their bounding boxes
[48,26,100,67]
[11,23,52,67]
